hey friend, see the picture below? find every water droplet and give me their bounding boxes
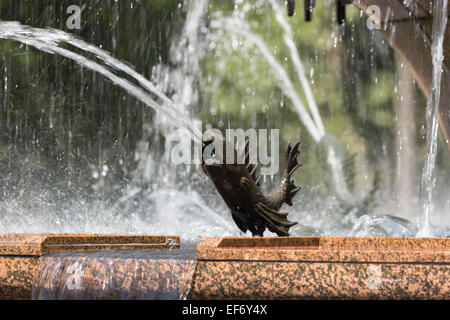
[102,165,109,176]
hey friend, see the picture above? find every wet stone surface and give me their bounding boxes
[32,245,197,300]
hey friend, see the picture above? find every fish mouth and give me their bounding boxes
[202,137,215,149]
[204,158,222,167]
[202,136,222,166]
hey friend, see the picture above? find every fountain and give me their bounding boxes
[0,0,449,300]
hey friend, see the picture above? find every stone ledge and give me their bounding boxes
[196,237,450,263]
[0,233,180,256]
[191,237,450,299]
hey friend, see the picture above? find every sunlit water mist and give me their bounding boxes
[0,1,448,241]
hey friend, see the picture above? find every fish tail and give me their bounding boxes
[280,140,302,206]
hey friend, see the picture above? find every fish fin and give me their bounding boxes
[255,202,297,236]
[255,176,262,189]
[242,138,260,183]
[285,141,302,175]
[240,177,250,190]
[282,140,302,206]
[250,163,259,180]
[238,139,250,166]
[258,202,289,217]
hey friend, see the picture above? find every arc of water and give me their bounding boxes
[0,22,203,144]
[211,17,322,142]
[268,0,326,139]
[4,23,178,115]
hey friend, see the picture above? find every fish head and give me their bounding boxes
[202,135,222,167]
[201,134,244,186]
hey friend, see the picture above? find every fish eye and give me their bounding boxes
[211,148,216,157]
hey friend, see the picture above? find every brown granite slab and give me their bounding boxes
[0,233,181,299]
[0,256,40,300]
[0,233,180,256]
[190,260,450,300]
[3,235,449,300]
[191,237,450,300]
[197,237,450,263]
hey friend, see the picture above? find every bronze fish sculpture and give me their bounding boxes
[201,137,301,237]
